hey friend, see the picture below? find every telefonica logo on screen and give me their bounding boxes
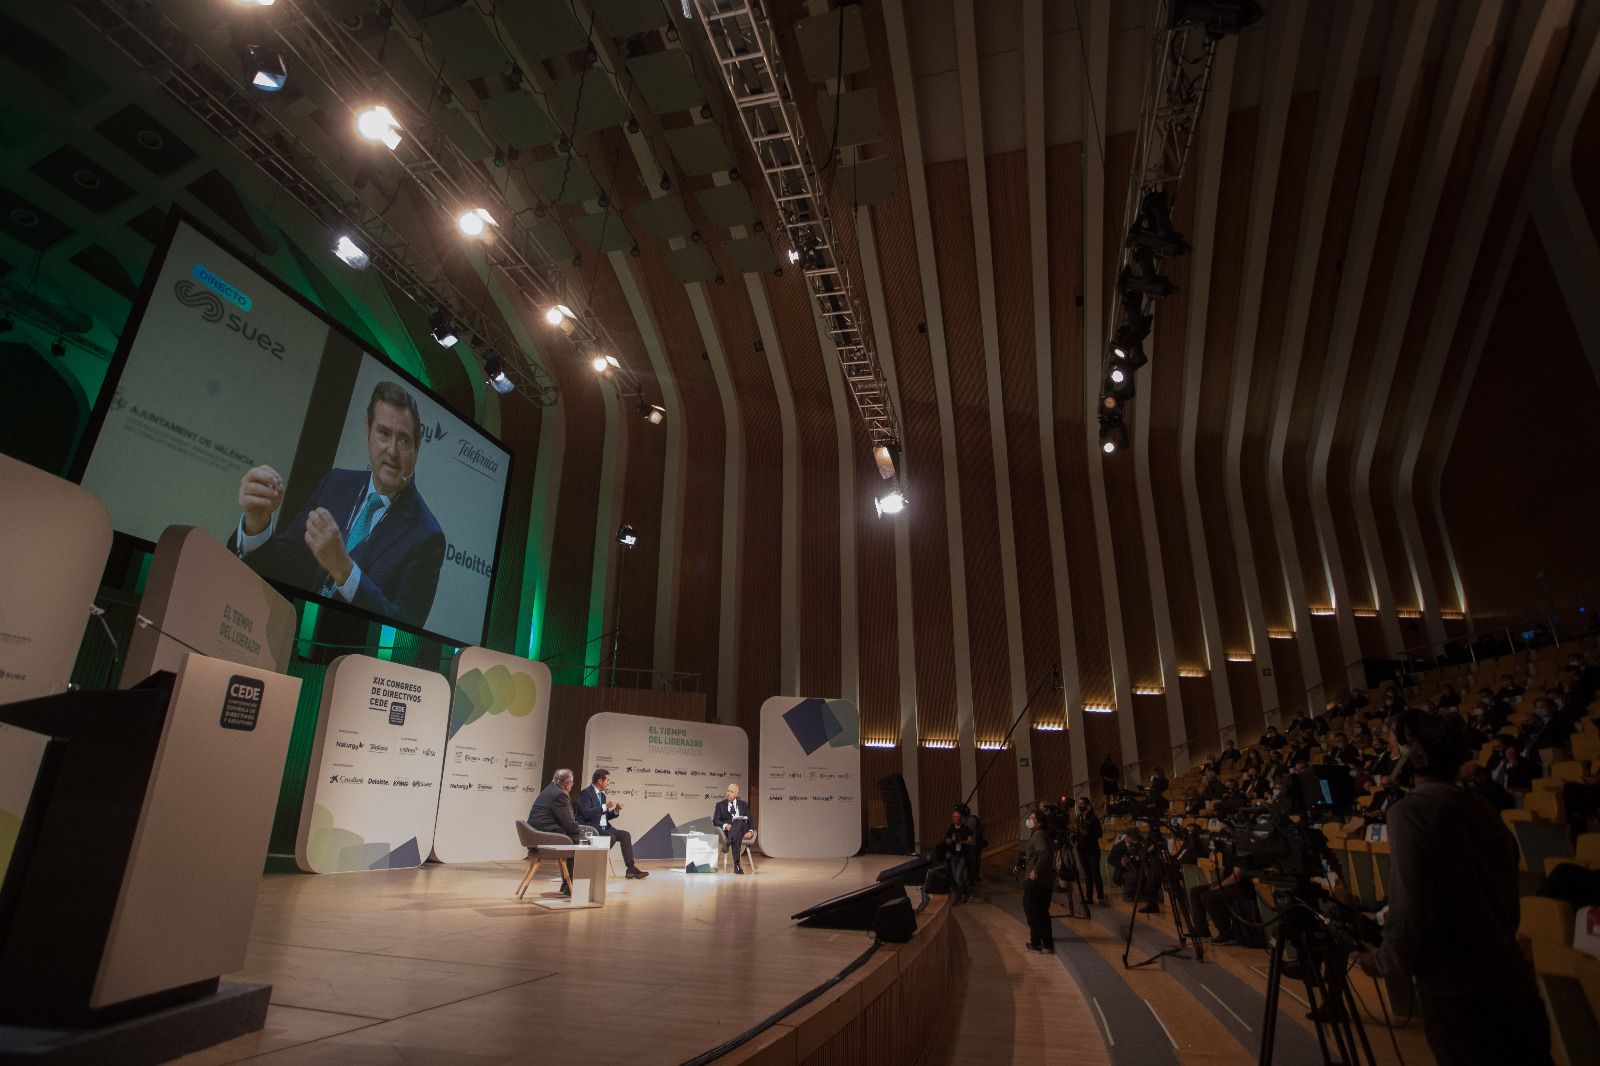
[172,263,286,360]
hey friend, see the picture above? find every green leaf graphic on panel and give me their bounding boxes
[304,803,418,872]
[448,666,539,740]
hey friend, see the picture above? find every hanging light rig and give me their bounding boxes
[689,0,906,516]
[1096,0,1261,454]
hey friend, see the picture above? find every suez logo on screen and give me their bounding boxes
[172,264,288,361]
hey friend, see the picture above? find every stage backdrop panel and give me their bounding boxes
[582,712,748,860]
[433,647,551,863]
[120,525,296,687]
[294,654,449,873]
[758,697,862,859]
[0,453,113,704]
[0,455,112,887]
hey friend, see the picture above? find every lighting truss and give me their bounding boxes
[1097,1,1225,438]
[687,0,903,453]
[73,0,589,406]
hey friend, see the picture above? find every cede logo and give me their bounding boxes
[192,264,253,312]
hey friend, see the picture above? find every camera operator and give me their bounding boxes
[1074,796,1106,904]
[1355,710,1550,1066]
[1021,807,1056,953]
[1187,835,1249,946]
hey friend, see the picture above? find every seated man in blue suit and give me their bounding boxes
[576,768,648,879]
[229,380,445,628]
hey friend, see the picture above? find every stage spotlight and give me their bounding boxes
[1110,323,1149,370]
[429,311,458,348]
[235,0,276,5]
[1169,0,1264,37]
[1105,367,1135,400]
[1119,253,1176,299]
[355,105,402,149]
[245,45,287,92]
[591,353,620,374]
[331,233,370,269]
[787,247,800,264]
[1098,412,1128,454]
[485,355,515,394]
[546,304,578,335]
[616,524,639,548]
[1126,190,1189,258]
[457,207,496,237]
[638,401,666,424]
[874,486,906,518]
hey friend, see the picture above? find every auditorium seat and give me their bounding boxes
[1519,896,1575,957]
[1553,761,1589,782]
[1531,941,1600,1066]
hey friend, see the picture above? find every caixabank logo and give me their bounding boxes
[172,263,287,360]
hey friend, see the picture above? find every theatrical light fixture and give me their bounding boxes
[1169,0,1265,37]
[331,233,370,269]
[484,355,514,394]
[1083,704,1115,715]
[874,486,906,518]
[638,401,666,425]
[235,0,275,6]
[546,304,578,335]
[1032,723,1065,732]
[615,524,638,548]
[355,105,402,150]
[590,353,620,374]
[428,312,458,348]
[1126,189,1190,258]
[787,247,800,264]
[457,207,496,237]
[245,45,287,92]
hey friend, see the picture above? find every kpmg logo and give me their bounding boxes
[172,264,286,360]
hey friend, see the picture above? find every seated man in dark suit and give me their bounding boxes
[528,768,583,895]
[712,784,751,874]
[576,768,648,879]
[230,380,446,628]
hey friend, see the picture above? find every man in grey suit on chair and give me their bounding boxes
[529,768,582,896]
[713,784,751,874]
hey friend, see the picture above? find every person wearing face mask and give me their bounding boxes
[1021,807,1056,953]
[1074,797,1105,904]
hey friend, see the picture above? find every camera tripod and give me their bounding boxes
[1257,884,1377,1066]
[1121,828,1206,968]
[1051,838,1093,920]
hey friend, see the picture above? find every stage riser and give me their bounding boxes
[719,895,957,1065]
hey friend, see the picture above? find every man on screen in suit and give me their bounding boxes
[713,784,751,874]
[577,768,649,879]
[229,380,446,629]
[529,768,583,896]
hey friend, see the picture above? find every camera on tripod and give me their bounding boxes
[1105,788,1166,820]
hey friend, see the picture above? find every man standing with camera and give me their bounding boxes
[1355,711,1550,1066]
[1074,796,1105,904]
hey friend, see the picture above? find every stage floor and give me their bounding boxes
[175,854,908,1065]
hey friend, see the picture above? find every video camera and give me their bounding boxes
[1230,764,1359,884]
[1105,788,1167,820]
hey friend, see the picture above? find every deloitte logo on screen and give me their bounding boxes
[172,263,287,360]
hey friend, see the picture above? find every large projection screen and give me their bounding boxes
[75,213,513,646]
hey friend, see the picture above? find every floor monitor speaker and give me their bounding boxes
[871,896,917,943]
[792,881,910,931]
